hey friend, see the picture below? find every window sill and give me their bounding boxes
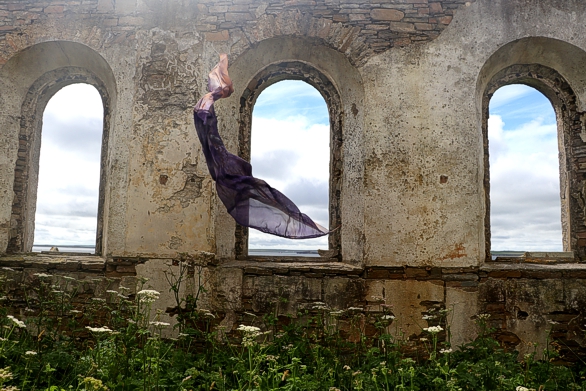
[489,251,575,264]
[221,259,362,277]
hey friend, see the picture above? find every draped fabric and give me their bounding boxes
[193,54,330,239]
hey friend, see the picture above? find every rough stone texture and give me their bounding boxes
[0,0,586,352]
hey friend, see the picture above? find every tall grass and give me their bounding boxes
[0,263,582,390]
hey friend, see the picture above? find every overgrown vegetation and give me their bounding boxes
[0,262,584,391]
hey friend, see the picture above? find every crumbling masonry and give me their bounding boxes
[1,0,586,360]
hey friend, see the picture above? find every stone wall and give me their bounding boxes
[0,0,586,356]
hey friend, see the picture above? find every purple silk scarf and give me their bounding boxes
[193,54,329,239]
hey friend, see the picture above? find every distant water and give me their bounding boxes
[31,246,522,260]
[32,245,95,254]
[248,249,319,257]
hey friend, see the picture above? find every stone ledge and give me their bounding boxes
[220,260,363,276]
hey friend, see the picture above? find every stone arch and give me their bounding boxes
[213,37,365,265]
[0,41,117,255]
[477,37,586,261]
[235,61,343,260]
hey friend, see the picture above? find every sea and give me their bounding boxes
[32,245,319,258]
[32,245,520,260]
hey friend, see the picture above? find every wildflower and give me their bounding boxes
[6,315,25,328]
[63,276,76,281]
[477,313,491,320]
[70,310,82,314]
[24,351,37,355]
[0,338,7,342]
[439,348,453,354]
[547,320,559,325]
[0,367,13,381]
[420,337,428,341]
[343,365,351,371]
[243,312,257,317]
[85,326,113,333]
[422,314,436,320]
[237,324,261,334]
[329,388,341,391]
[33,273,52,278]
[516,387,531,391]
[312,302,329,310]
[379,361,386,367]
[136,289,160,303]
[423,326,443,334]
[352,371,362,376]
[265,355,278,361]
[329,310,344,316]
[1,267,14,272]
[24,308,34,313]
[381,315,395,320]
[178,333,190,338]
[2,386,19,391]
[347,307,363,311]
[149,321,170,327]
[51,290,63,294]
[0,297,6,301]
[106,290,118,294]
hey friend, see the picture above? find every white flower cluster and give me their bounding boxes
[0,367,13,381]
[380,315,395,320]
[136,289,160,303]
[6,315,25,328]
[237,324,261,334]
[24,351,37,355]
[33,273,52,278]
[199,309,215,318]
[86,326,113,333]
[439,348,453,354]
[423,326,443,334]
[422,315,436,320]
[516,387,535,391]
[149,321,170,327]
[477,313,491,320]
[237,324,263,347]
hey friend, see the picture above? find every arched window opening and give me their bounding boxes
[247,80,330,257]
[32,84,103,254]
[488,84,562,255]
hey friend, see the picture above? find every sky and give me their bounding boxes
[249,80,330,250]
[488,84,562,251]
[33,84,102,246]
[34,81,562,253]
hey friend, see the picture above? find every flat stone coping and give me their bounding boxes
[220,260,363,275]
[480,262,586,271]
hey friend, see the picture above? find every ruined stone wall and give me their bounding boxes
[0,0,585,355]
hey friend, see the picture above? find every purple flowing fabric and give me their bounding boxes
[193,54,329,239]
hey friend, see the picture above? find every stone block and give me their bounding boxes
[370,8,404,21]
[205,30,230,41]
[366,280,444,339]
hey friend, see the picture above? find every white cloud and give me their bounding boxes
[249,81,330,250]
[33,84,102,247]
[489,108,562,251]
[488,84,533,110]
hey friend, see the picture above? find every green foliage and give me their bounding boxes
[0,266,583,390]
